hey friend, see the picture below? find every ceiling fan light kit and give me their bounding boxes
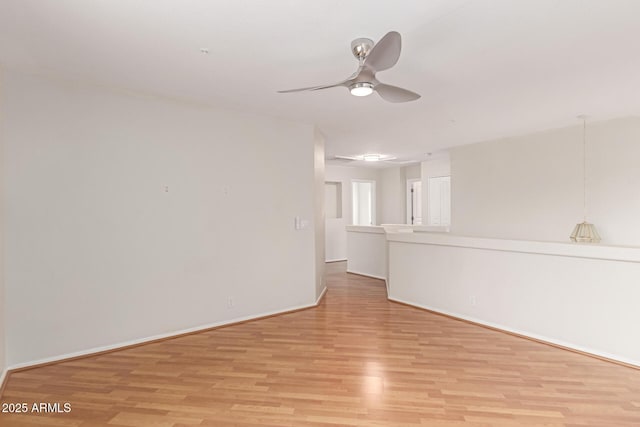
[278,31,420,103]
[349,82,374,97]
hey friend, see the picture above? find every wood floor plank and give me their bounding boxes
[2,261,640,426]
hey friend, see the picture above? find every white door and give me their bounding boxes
[406,179,422,225]
[428,176,451,226]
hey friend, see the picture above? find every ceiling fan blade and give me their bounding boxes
[278,80,349,93]
[364,31,401,73]
[375,83,420,103]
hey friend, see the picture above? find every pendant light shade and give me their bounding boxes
[570,221,600,243]
[570,116,600,243]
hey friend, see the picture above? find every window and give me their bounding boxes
[324,182,342,219]
[406,179,423,225]
[428,176,450,226]
[352,180,375,225]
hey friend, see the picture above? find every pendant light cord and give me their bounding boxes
[582,118,587,222]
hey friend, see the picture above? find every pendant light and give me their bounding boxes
[570,115,600,243]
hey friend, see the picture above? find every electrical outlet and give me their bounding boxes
[227,296,234,309]
[470,296,477,307]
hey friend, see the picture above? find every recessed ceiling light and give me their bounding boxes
[334,154,397,162]
[363,154,381,162]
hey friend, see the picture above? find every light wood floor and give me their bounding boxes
[2,262,640,426]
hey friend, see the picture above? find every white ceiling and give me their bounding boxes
[2,0,640,166]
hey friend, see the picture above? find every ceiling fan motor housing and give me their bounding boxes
[351,38,374,60]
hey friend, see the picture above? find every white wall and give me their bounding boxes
[380,167,403,225]
[2,71,319,367]
[380,164,421,226]
[0,68,5,382]
[387,234,640,366]
[421,155,451,226]
[324,165,380,262]
[404,164,421,181]
[451,117,640,245]
[346,226,387,280]
[313,128,326,299]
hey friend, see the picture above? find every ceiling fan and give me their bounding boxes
[278,31,420,103]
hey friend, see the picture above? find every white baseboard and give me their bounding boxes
[0,368,7,390]
[315,286,327,304]
[7,301,319,372]
[346,270,387,281]
[387,296,640,368]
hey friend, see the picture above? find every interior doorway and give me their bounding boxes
[352,180,376,226]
